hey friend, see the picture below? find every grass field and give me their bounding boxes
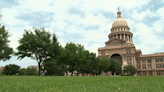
[0,76,164,92]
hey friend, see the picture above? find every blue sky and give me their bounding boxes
[0,0,164,68]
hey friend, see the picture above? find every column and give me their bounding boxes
[141,59,142,76]
[129,35,131,42]
[132,36,133,43]
[127,35,129,42]
[124,34,125,40]
[132,56,133,65]
[116,34,118,38]
[120,34,122,39]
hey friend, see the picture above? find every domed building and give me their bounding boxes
[98,8,164,76]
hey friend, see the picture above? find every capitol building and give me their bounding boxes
[98,8,164,76]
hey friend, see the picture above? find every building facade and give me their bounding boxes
[98,8,164,76]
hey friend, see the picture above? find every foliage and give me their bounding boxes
[124,65,137,75]
[18,68,26,75]
[3,64,20,75]
[24,67,38,75]
[98,57,110,73]
[0,25,13,61]
[1,76,164,92]
[58,42,88,74]
[0,69,4,75]
[109,59,121,75]
[43,59,67,76]
[15,27,61,76]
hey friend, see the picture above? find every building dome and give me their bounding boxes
[111,8,129,28]
[112,18,128,28]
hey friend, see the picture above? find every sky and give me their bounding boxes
[0,0,164,68]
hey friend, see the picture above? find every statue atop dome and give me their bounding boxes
[117,7,122,18]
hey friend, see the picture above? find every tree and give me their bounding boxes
[124,65,137,75]
[18,68,26,75]
[84,54,100,76]
[15,27,61,76]
[99,57,110,74]
[3,64,20,75]
[58,42,88,74]
[0,25,13,61]
[43,59,67,76]
[109,59,121,75]
[25,67,38,75]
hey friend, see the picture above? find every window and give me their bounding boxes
[137,65,141,69]
[148,64,151,69]
[156,64,164,68]
[157,71,164,76]
[142,59,146,63]
[156,58,164,62]
[101,51,105,56]
[143,71,146,76]
[142,65,146,69]
[147,59,151,63]
[137,60,140,63]
[126,49,131,53]
[137,54,140,57]
[127,57,131,61]
[148,71,152,76]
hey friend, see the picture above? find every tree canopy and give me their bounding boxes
[3,64,20,75]
[109,59,121,75]
[0,25,13,61]
[15,27,61,76]
[58,42,90,74]
[124,65,137,75]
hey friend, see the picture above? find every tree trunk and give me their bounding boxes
[38,62,41,76]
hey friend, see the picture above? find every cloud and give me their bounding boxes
[133,23,164,54]
[152,20,164,32]
[157,7,164,20]
[131,9,157,21]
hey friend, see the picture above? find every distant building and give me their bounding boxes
[29,65,39,71]
[0,67,4,71]
[98,8,164,76]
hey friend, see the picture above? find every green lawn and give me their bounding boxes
[0,76,164,92]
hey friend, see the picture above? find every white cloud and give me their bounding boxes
[157,7,164,20]
[133,23,164,54]
[152,20,164,32]
[131,9,157,21]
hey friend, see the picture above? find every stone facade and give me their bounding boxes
[98,8,164,76]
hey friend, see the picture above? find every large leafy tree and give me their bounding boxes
[3,64,20,75]
[124,65,137,75]
[99,57,110,74]
[0,25,13,61]
[109,59,121,75]
[15,27,61,76]
[58,42,88,74]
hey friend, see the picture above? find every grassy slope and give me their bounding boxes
[0,76,164,92]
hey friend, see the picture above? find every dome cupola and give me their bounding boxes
[108,8,133,44]
[111,7,130,32]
